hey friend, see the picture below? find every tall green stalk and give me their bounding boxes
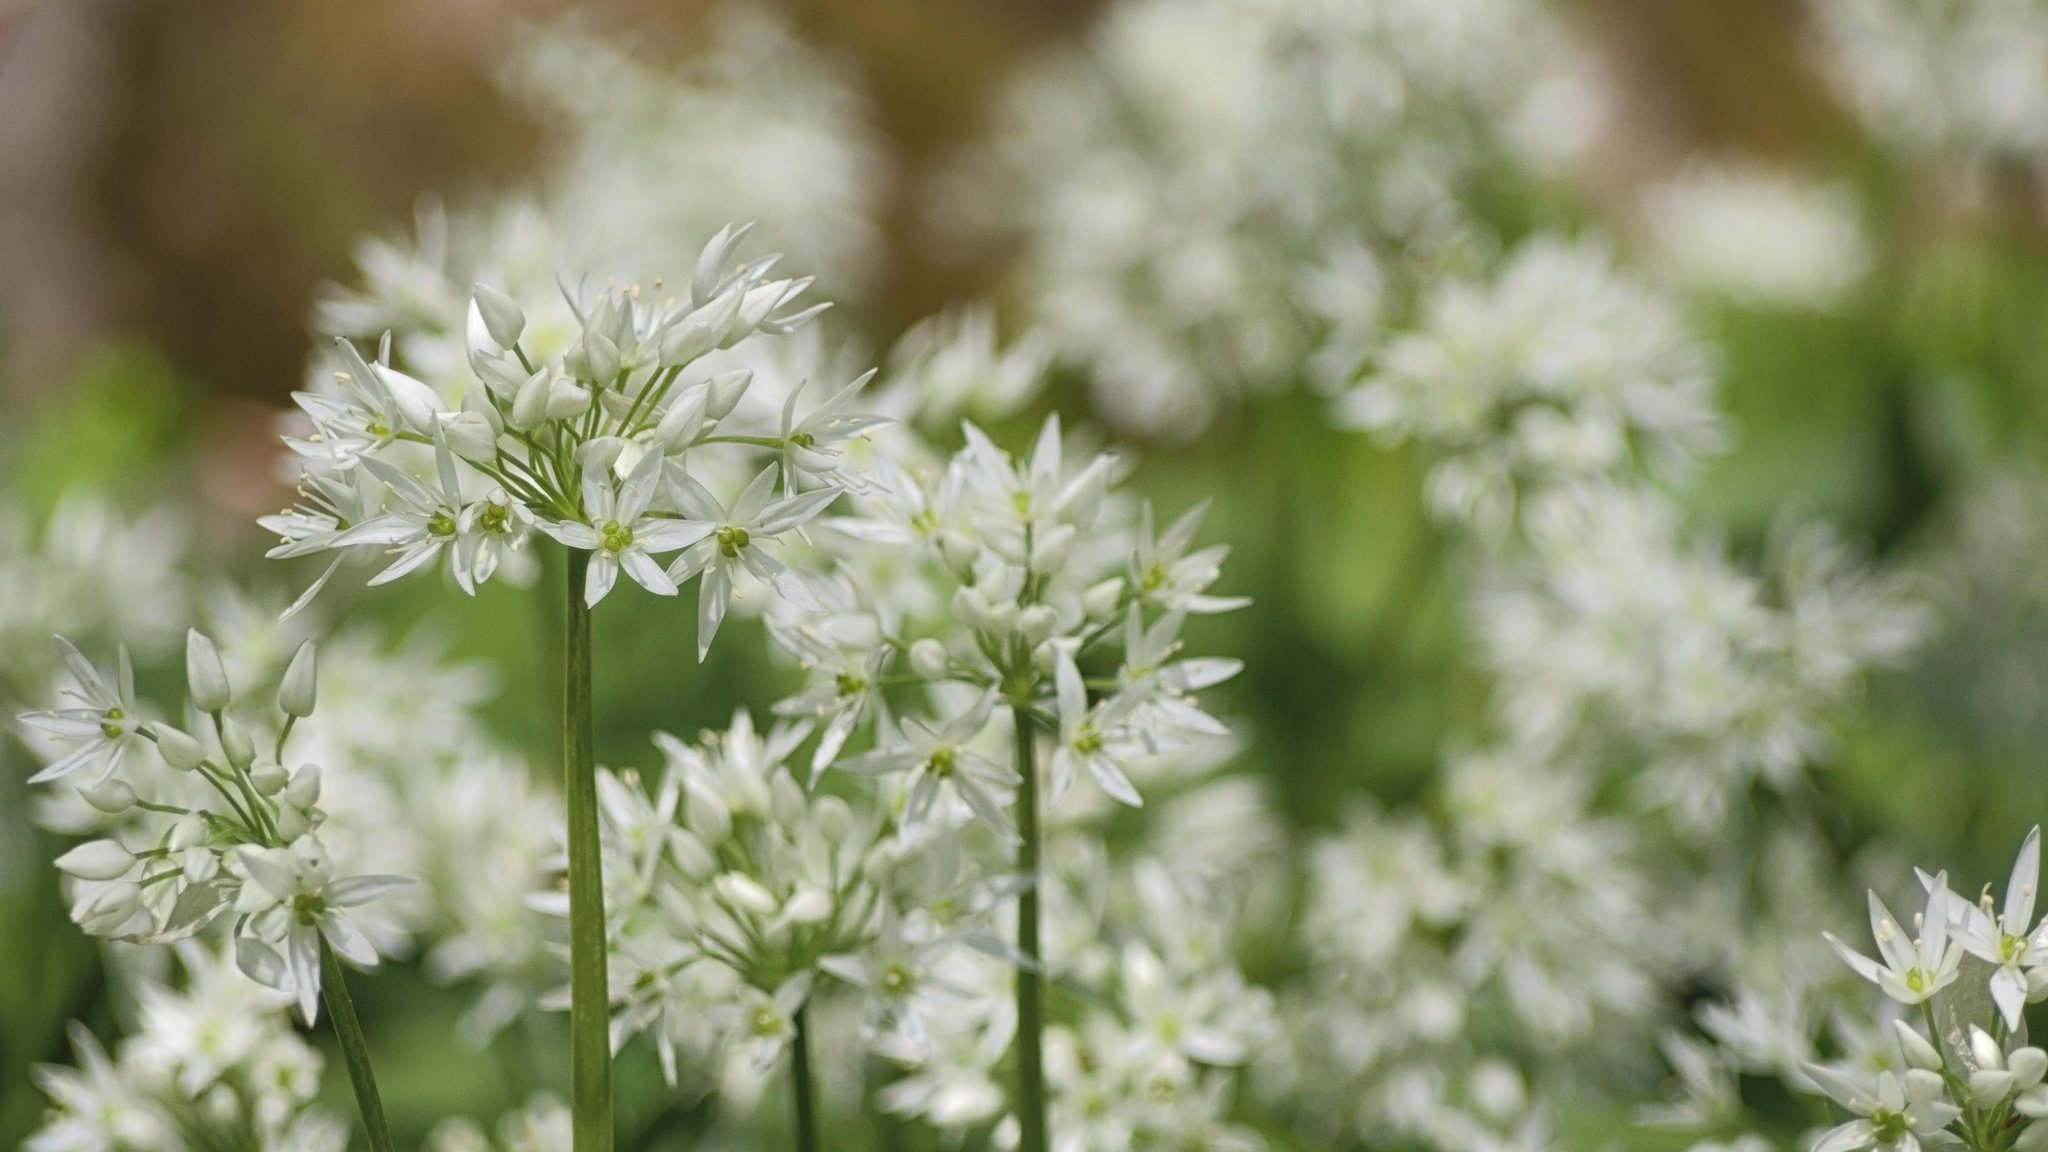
[320,939,395,1152]
[792,1000,819,1152]
[1012,712,1048,1152]
[563,549,613,1152]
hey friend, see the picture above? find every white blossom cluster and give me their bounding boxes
[1809,0,2048,165]
[1334,235,1722,537]
[0,493,187,697]
[269,225,874,644]
[1694,828,2048,1152]
[27,944,347,1152]
[950,0,1580,437]
[19,628,411,1022]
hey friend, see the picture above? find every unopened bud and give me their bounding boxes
[668,830,717,881]
[771,773,806,829]
[186,630,231,712]
[714,873,779,917]
[219,718,255,773]
[909,639,950,682]
[1018,605,1059,646]
[277,641,318,718]
[705,369,753,420]
[510,370,551,431]
[938,530,981,577]
[1083,578,1125,622]
[814,795,853,842]
[285,764,321,807]
[56,840,134,882]
[152,724,206,771]
[951,587,992,631]
[546,379,592,420]
[80,779,136,814]
[1030,524,1077,573]
[471,283,526,349]
[248,761,288,797]
[439,411,499,464]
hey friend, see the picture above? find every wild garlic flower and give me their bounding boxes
[27,943,346,1152]
[951,0,1575,437]
[22,629,411,1024]
[1334,237,1721,536]
[425,1093,570,1152]
[1940,826,2048,1029]
[1802,1065,1960,1152]
[0,493,188,688]
[1639,165,1871,309]
[269,225,880,656]
[1823,879,1963,1006]
[795,413,1242,839]
[581,711,894,1093]
[20,637,144,784]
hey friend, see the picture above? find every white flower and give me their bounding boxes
[233,837,411,1023]
[1801,1065,1959,1152]
[1824,876,1962,1006]
[665,464,837,659]
[1129,500,1247,615]
[18,638,142,784]
[337,433,472,588]
[839,691,1018,840]
[538,445,707,606]
[774,369,886,493]
[1049,647,1144,808]
[1947,826,2048,1030]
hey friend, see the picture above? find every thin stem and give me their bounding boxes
[792,1000,820,1152]
[319,938,395,1152]
[564,548,614,1152]
[1011,708,1049,1152]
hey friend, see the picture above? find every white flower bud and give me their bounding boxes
[152,724,206,771]
[581,330,622,383]
[2014,1047,2048,1090]
[546,378,592,420]
[652,385,711,450]
[471,283,525,349]
[782,887,832,925]
[813,795,853,842]
[984,601,1018,638]
[951,587,992,630]
[1031,640,1057,675]
[219,718,256,773]
[74,881,142,936]
[1973,1068,2017,1108]
[273,804,313,842]
[1083,577,1125,621]
[2018,1118,2048,1152]
[167,813,207,852]
[686,787,732,845]
[186,630,232,712]
[1018,605,1059,646]
[510,370,552,432]
[909,639,950,682]
[771,773,806,829]
[1895,1020,1944,1072]
[285,764,321,807]
[1974,1026,2005,1073]
[248,761,288,796]
[80,779,136,814]
[278,641,318,718]
[179,847,218,883]
[668,830,717,881]
[1030,524,1077,573]
[714,873,779,917]
[56,840,134,881]
[939,530,981,576]
[439,411,500,464]
[705,369,753,420]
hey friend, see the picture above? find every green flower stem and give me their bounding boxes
[319,938,395,1152]
[792,1000,820,1152]
[564,548,614,1152]
[1012,708,1049,1152]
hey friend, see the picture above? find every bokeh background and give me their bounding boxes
[5,0,2048,1148]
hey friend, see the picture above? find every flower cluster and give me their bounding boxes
[20,629,411,1022]
[270,225,877,646]
[27,944,347,1152]
[949,0,1578,437]
[1775,829,2048,1152]
[1638,165,1872,310]
[1334,235,1722,536]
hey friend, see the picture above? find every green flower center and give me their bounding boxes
[1074,725,1104,755]
[928,745,958,778]
[881,964,913,994]
[2004,933,2029,964]
[1871,1107,1907,1144]
[835,672,868,698]
[427,511,457,538]
[750,1007,781,1036]
[480,503,511,534]
[1141,562,1167,593]
[910,509,938,537]
[1906,966,1928,994]
[100,707,126,740]
[292,893,328,927]
[716,525,751,558]
[789,431,815,448]
[601,520,633,554]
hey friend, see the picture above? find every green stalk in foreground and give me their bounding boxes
[320,939,395,1152]
[1012,712,1048,1152]
[563,549,613,1152]
[792,1001,819,1152]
